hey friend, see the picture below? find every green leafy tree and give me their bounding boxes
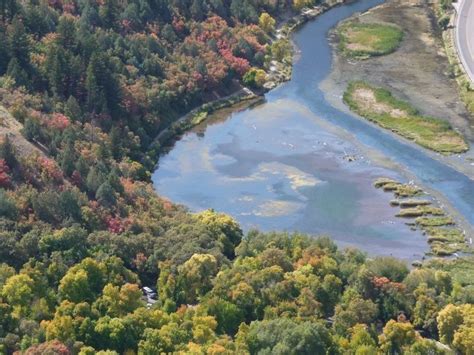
[244,318,337,355]
[2,274,34,316]
[59,258,106,303]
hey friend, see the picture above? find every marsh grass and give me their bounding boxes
[374,176,470,257]
[390,199,432,207]
[344,81,469,154]
[337,22,403,59]
[396,206,444,218]
[416,216,454,227]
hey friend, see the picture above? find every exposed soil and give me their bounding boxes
[0,105,46,158]
[352,87,407,117]
[322,0,474,143]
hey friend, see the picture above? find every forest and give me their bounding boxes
[0,0,473,352]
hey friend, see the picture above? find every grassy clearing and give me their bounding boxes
[337,21,403,59]
[344,81,469,154]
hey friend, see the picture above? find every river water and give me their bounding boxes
[152,0,474,260]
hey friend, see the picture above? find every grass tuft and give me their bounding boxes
[337,21,404,59]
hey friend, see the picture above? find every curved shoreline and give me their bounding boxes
[151,0,350,151]
[152,0,474,258]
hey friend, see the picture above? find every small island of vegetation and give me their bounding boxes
[337,21,404,59]
[344,81,469,154]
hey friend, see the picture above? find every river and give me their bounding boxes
[152,0,474,260]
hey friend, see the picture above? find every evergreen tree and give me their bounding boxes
[107,167,123,194]
[96,181,116,207]
[99,0,119,30]
[190,0,205,21]
[0,135,16,168]
[86,166,106,195]
[0,29,10,75]
[22,117,42,142]
[6,57,29,87]
[109,127,122,160]
[7,17,30,70]
[64,96,82,122]
[61,143,76,177]
[85,52,120,117]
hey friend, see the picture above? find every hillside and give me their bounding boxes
[0,0,473,353]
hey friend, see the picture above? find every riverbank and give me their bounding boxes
[325,0,474,138]
[152,0,474,261]
[322,0,474,177]
[320,0,474,254]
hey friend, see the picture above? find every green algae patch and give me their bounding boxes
[337,21,403,59]
[344,81,469,154]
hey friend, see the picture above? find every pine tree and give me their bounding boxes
[0,29,10,75]
[191,0,205,21]
[64,96,82,122]
[61,143,76,177]
[6,57,29,87]
[85,52,120,117]
[99,0,119,30]
[85,54,106,114]
[0,135,16,168]
[7,17,30,69]
[96,181,116,207]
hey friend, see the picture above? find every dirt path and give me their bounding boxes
[322,0,474,144]
[0,105,46,158]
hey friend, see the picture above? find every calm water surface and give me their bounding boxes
[153,0,474,259]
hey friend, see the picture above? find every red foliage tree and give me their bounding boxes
[0,159,12,188]
[23,340,70,355]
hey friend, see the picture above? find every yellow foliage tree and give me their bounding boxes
[258,12,275,33]
[438,303,474,353]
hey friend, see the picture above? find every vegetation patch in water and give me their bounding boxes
[337,21,403,59]
[373,178,421,197]
[426,228,465,244]
[344,81,469,154]
[375,177,471,257]
[416,216,454,227]
[396,206,444,218]
[390,199,432,208]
